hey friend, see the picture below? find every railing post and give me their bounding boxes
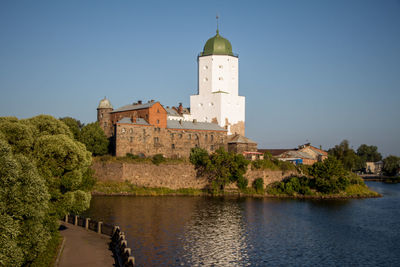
[74,215,78,226]
[64,214,68,223]
[97,221,103,234]
[85,218,90,230]
[127,256,135,267]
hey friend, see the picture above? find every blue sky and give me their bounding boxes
[0,0,399,156]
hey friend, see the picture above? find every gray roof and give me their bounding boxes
[117,117,150,125]
[167,119,226,131]
[111,102,156,113]
[165,107,180,116]
[282,150,314,159]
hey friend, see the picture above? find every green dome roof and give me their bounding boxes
[201,30,234,56]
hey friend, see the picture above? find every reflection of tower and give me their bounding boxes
[190,27,245,136]
[97,97,113,137]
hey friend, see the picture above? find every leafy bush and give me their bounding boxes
[152,154,165,165]
[252,178,264,194]
[126,153,139,159]
[190,147,250,192]
[236,175,248,190]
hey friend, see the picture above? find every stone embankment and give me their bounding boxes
[92,161,297,189]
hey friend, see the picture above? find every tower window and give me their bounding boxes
[204,65,208,69]
[172,144,175,149]
[130,137,133,143]
[203,77,208,82]
[188,134,191,140]
[219,65,223,69]
[156,119,160,124]
[104,122,107,127]
[154,137,159,143]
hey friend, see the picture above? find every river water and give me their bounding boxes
[84,182,400,266]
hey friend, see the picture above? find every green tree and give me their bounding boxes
[60,117,83,140]
[382,155,400,177]
[252,178,264,194]
[190,147,249,191]
[0,139,50,265]
[80,122,109,156]
[23,114,73,138]
[356,144,382,170]
[328,140,360,171]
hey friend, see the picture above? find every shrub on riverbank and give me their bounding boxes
[190,147,250,193]
[266,157,379,197]
[251,156,296,172]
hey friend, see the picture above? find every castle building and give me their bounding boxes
[97,28,256,158]
[190,29,245,136]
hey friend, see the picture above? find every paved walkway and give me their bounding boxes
[58,221,116,267]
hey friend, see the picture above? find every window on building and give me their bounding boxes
[211,135,214,141]
[104,122,107,127]
[122,128,126,133]
[219,77,223,80]
[188,134,191,140]
[205,134,208,141]
[129,128,133,133]
[195,134,199,140]
[171,144,175,149]
[211,145,214,151]
[171,133,174,139]
[154,137,159,143]
[219,65,223,69]
[157,109,160,113]
[130,137,133,143]
[157,119,160,124]
[101,113,103,118]
[179,134,182,139]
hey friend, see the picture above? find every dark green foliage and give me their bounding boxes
[0,139,50,266]
[60,117,83,140]
[152,154,166,165]
[252,178,264,194]
[328,140,361,171]
[80,122,109,156]
[190,147,250,192]
[251,156,296,171]
[267,157,362,196]
[236,175,248,190]
[126,153,139,159]
[383,155,400,176]
[0,115,95,266]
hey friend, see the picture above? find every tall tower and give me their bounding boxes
[97,97,113,137]
[190,29,245,136]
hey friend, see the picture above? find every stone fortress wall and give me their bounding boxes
[92,161,297,190]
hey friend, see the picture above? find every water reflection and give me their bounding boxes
[85,183,400,266]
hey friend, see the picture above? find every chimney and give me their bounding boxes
[178,102,183,115]
[138,100,142,104]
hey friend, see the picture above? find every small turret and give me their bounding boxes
[97,97,113,138]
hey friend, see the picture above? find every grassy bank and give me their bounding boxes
[93,181,380,199]
[93,181,205,196]
[30,232,63,267]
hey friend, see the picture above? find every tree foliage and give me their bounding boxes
[0,115,95,265]
[80,122,109,156]
[383,155,400,177]
[190,147,250,191]
[328,140,361,171]
[0,139,50,265]
[60,117,83,140]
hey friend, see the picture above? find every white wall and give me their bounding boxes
[190,54,245,135]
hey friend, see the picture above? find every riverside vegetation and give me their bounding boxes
[93,147,378,198]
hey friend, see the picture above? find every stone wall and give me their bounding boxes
[115,123,227,158]
[92,162,297,190]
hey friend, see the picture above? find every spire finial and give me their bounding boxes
[216,14,219,34]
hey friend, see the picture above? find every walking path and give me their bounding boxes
[57,221,115,267]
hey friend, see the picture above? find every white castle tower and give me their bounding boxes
[190,28,245,136]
